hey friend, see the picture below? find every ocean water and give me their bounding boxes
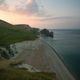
[52,29,80,80]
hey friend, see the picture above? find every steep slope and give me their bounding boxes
[14,24,32,31]
[0,20,38,47]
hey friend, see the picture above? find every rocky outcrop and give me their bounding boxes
[40,29,54,38]
[0,39,40,59]
[0,47,10,59]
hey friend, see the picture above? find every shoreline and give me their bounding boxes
[52,46,77,80]
[10,37,75,80]
[41,38,76,80]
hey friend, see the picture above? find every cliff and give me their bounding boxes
[0,20,39,59]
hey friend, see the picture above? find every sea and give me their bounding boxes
[49,29,80,80]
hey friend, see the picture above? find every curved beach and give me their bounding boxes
[41,38,75,80]
[13,38,75,80]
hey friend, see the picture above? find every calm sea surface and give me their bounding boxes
[50,29,80,80]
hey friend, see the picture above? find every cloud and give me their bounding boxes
[26,0,39,14]
[0,0,5,4]
[0,0,40,15]
[0,0,8,10]
[36,16,80,21]
[0,0,52,18]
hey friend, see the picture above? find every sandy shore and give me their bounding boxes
[41,38,75,80]
[13,38,75,80]
[14,40,55,72]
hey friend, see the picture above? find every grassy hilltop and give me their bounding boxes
[0,20,38,47]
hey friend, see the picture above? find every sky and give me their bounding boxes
[0,0,80,29]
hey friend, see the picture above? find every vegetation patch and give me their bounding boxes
[0,60,57,80]
[0,20,39,47]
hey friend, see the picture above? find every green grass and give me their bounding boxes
[0,20,38,47]
[0,68,57,80]
[0,60,57,80]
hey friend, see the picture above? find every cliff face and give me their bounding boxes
[10,39,40,58]
[0,20,39,59]
[0,47,10,59]
[0,39,40,59]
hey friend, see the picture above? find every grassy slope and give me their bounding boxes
[0,60,57,80]
[0,20,38,47]
[0,20,57,80]
[0,69,57,80]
